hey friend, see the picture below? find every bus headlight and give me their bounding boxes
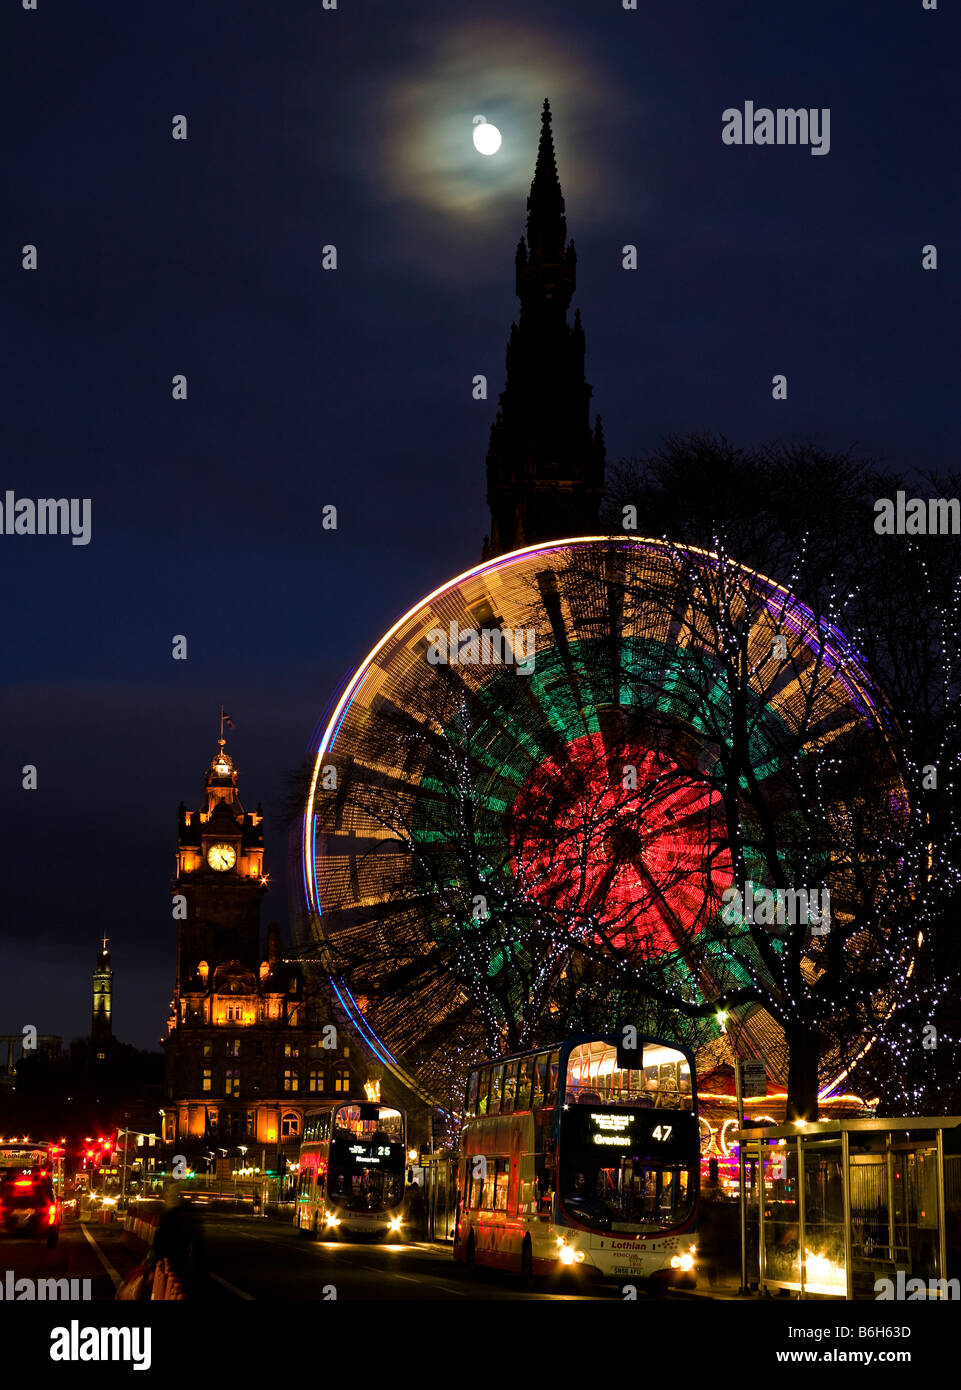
[670,1252,695,1271]
[324,1213,341,1228]
[558,1244,577,1266]
[388,1216,403,1233]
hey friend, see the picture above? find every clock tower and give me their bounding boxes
[164,733,369,1155]
[172,739,266,994]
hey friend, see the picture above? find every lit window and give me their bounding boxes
[334,1068,350,1094]
[308,1069,324,1093]
[225,1069,240,1098]
[202,1069,212,1093]
[283,1069,299,1093]
[281,1112,300,1138]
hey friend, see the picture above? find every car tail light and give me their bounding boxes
[13,1179,33,1190]
[48,1203,57,1223]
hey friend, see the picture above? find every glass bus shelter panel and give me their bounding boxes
[946,1152,961,1281]
[896,1147,941,1281]
[760,1142,803,1291]
[801,1146,847,1296]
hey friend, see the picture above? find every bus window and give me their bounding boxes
[477,1068,492,1115]
[546,1051,561,1106]
[532,1053,549,1109]
[493,1158,510,1211]
[516,1055,534,1111]
[468,1159,483,1210]
[489,1064,505,1116]
[467,1070,480,1117]
[481,1159,497,1208]
[501,1060,518,1114]
[679,1061,692,1095]
[644,1064,659,1094]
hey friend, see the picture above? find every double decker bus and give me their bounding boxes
[454,1034,699,1288]
[0,1142,63,1246]
[294,1101,407,1240]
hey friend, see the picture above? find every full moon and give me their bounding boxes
[472,117,502,156]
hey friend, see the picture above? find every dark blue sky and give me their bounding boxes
[2,1,957,1050]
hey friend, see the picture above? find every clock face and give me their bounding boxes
[207,842,237,872]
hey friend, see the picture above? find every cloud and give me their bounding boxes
[359,18,627,276]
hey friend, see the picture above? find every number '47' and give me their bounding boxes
[651,1125,672,1141]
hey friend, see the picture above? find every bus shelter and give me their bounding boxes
[737,1117,961,1299]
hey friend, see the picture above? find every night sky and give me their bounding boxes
[2,1,957,1050]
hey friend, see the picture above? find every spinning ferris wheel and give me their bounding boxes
[299,537,906,1108]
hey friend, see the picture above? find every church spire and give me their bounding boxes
[483,100,605,559]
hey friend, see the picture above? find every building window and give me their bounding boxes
[281,1112,300,1139]
[342,1045,350,1058]
[225,1069,240,1098]
[284,1043,300,1059]
[227,1039,241,1058]
[283,1069,299,1093]
[206,1108,218,1133]
[334,1067,350,1094]
[308,1069,324,1093]
[203,1043,213,1059]
[202,1068,212,1093]
[246,1111,255,1138]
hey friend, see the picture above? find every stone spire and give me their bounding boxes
[483,100,605,559]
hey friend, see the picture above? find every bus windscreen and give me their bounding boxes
[559,1106,698,1235]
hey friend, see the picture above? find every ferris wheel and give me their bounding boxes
[300,537,906,1108]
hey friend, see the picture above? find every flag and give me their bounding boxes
[222,709,235,730]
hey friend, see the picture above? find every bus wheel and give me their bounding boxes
[520,1237,535,1289]
[465,1232,476,1272]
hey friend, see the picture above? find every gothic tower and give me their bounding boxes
[91,937,113,1060]
[483,99,606,559]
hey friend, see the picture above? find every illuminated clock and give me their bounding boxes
[207,843,237,871]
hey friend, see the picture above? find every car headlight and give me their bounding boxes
[388,1216,403,1232]
[324,1213,341,1227]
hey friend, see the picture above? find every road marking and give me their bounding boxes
[79,1221,123,1290]
[210,1272,256,1300]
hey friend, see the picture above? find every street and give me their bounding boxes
[0,1216,633,1301]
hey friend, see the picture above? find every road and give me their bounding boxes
[0,1215,627,1300]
